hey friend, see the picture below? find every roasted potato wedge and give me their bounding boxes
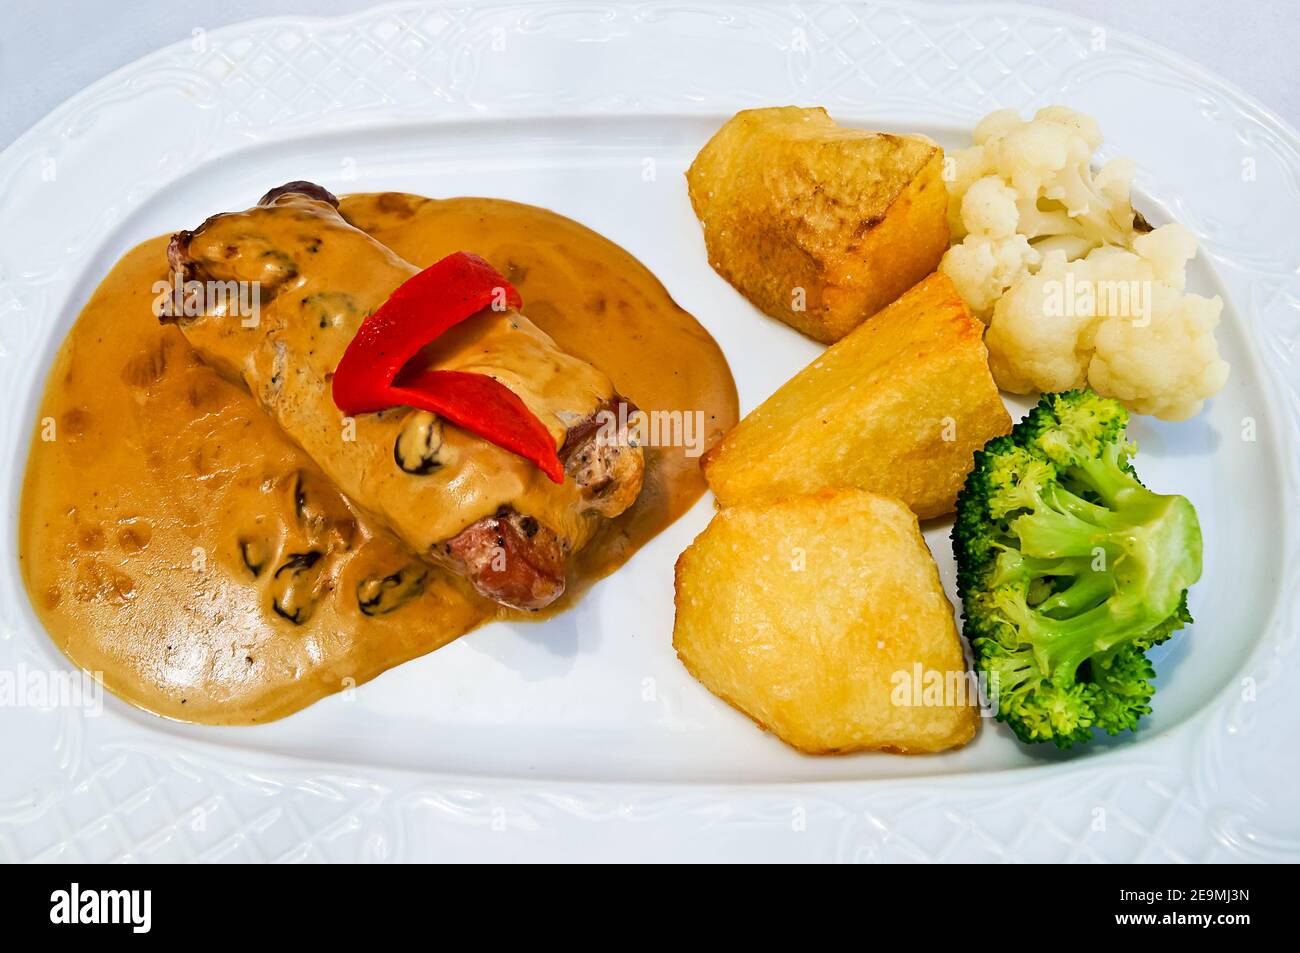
[673,489,979,754]
[686,106,950,343]
[702,272,1011,519]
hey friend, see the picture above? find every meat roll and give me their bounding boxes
[162,182,644,610]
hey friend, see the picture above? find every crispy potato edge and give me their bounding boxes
[671,490,980,756]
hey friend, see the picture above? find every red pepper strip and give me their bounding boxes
[388,370,563,483]
[331,251,565,483]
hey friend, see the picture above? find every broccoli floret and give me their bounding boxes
[953,390,1202,748]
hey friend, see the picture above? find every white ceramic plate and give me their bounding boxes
[2,1,1298,862]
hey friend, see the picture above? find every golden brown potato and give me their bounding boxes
[673,489,979,754]
[702,272,1011,519]
[686,106,950,343]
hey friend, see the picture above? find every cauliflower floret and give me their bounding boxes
[1089,229,1228,419]
[947,105,1138,259]
[994,110,1134,246]
[1131,222,1197,289]
[945,145,994,239]
[1034,105,1103,150]
[940,176,1040,319]
[1090,290,1228,420]
[961,175,1020,238]
[972,108,1023,145]
[1094,156,1137,208]
[993,119,1075,206]
[985,225,1229,421]
[941,106,1138,320]
[984,252,1095,393]
[943,105,1229,419]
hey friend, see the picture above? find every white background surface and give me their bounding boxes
[1,0,1298,150]
[2,0,1297,862]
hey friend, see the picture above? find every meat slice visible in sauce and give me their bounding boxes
[562,396,647,518]
[440,508,567,612]
[163,181,645,610]
[422,395,643,608]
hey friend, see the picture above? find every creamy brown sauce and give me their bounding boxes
[19,193,737,725]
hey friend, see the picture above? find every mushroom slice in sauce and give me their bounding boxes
[290,469,356,548]
[393,411,449,475]
[301,291,359,330]
[240,537,271,578]
[270,550,325,625]
[357,563,429,616]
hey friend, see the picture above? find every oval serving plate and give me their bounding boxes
[1,1,1297,861]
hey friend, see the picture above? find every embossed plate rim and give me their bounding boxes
[1,1,1297,861]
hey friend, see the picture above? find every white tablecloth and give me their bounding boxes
[3,0,1296,149]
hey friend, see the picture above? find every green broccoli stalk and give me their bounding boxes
[953,390,1202,748]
